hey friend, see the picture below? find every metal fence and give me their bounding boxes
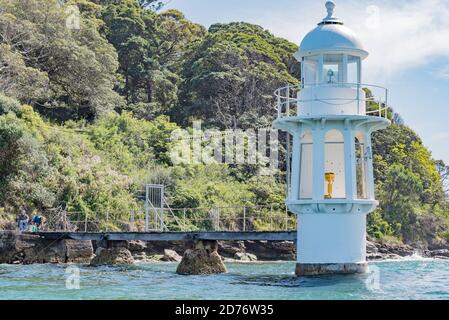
[3,204,297,233]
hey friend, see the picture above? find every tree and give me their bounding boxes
[100,1,205,119]
[175,22,299,129]
[378,164,423,242]
[436,160,449,198]
[0,0,122,119]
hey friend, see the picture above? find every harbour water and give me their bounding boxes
[1,259,448,300]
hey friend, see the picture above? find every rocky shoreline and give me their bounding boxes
[1,231,448,265]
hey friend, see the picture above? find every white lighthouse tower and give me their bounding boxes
[274,1,390,276]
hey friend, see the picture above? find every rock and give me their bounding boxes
[428,249,449,258]
[0,231,93,264]
[377,243,414,257]
[433,255,449,260]
[366,241,378,254]
[234,252,257,261]
[146,254,164,262]
[218,241,246,258]
[132,252,147,261]
[176,240,227,275]
[128,240,147,252]
[366,253,384,261]
[243,241,295,261]
[383,253,402,260]
[90,247,134,265]
[161,249,182,262]
[64,240,94,263]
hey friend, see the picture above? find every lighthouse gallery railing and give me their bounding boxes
[275,82,389,119]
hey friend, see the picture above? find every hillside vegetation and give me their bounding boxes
[0,0,448,247]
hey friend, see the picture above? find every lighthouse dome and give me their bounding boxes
[296,1,368,59]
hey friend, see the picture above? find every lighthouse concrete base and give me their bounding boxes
[295,262,367,276]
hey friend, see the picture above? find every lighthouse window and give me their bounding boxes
[355,133,367,199]
[323,54,344,84]
[324,129,346,199]
[299,131,313,199]
[303,55,320,85]
[347,55,360,84]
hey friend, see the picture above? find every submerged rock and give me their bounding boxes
[176,240,227,275]
[90,247,134,265]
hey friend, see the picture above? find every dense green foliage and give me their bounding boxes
[0,0,448,245]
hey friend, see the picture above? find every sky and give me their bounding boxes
[164,0,449,164]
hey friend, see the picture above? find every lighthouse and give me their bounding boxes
[273,1,390,276]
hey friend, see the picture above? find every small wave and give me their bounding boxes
[371,252,437,263]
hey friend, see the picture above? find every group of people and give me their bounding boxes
[16,212,44,232]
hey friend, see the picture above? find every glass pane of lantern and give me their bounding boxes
[299,132,313,199]
[355,134,367,199]
[347,55,360,84]
[324,130,346,199]
[303,55,319,85]
[323,54,343,84]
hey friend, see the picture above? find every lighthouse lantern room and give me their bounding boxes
[273,1,390,276]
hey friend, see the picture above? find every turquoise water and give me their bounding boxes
[1,259,449,300]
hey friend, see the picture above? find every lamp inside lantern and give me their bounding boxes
[324,172,335,199]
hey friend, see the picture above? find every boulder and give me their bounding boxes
[161,249,182,262]
[176,240,227,275]
[234,252,257,262]
[128,240,147,252]
[90,247,134,265]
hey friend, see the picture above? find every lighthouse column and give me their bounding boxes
[343,122,357,200]
[312,123,325,203]
[289,128,302,202]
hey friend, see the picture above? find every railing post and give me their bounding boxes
[144,184,149,232]
[277,90,281,118]
[285,206,288,231]
[84,213,88,232]
[215,208,220,231]
[183,208,187,231]
[131,210,135,230]
[243,206,246,232]
[286,86,290,117]
[270,204,274,230]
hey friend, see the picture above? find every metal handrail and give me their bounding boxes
[274,82,389,119]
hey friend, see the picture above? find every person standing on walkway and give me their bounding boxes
[17,211,29,232]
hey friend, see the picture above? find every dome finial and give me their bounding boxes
[319,1,342,25]
[325,1,335,19]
